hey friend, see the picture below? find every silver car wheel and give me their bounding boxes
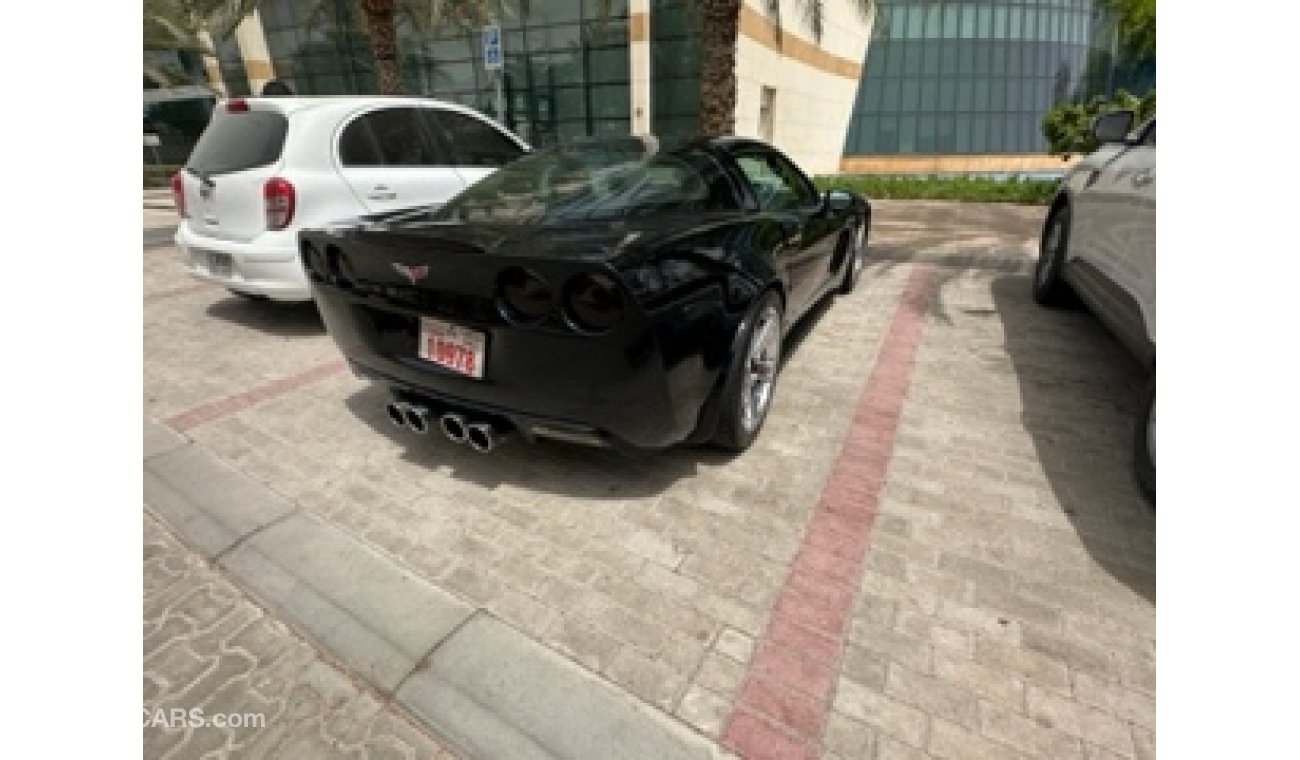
[1038,215,1064,288]
[739,305,781,433]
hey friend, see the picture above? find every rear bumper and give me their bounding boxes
[176,223,312,301]
[314,283,723,451]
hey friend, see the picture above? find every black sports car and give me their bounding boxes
[300,135,870,453]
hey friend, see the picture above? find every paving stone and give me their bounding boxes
[142,513,455,759]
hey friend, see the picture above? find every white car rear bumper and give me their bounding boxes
[175,223,312,302]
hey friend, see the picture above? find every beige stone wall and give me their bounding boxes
[733,0,875,175]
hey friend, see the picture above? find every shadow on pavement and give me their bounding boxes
[339,287,843,499]
[205,297,325,338]
[990,274,1155,604]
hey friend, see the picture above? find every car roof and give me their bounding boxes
[233,95,467,115]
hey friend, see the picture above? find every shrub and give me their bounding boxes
[815,174,1059,206]
[1041,88,1155,158]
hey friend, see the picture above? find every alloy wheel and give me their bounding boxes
[739,305,781,433]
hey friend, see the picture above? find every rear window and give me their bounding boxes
[186,109,288,176]
[436,137,739,225]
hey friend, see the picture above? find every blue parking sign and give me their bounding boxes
[483,25,502,70]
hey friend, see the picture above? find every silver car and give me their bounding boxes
[1034,110,1156,502]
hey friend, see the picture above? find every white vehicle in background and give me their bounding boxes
[1033,110,1156,502]
[172,96,529,302]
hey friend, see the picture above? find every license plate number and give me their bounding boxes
[418,318,485,378]
[206,251,232,277]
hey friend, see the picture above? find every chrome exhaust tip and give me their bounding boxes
[385,400,409,428]
[466,422,499,454]
[439,413,469,444]
[403,404,432,435]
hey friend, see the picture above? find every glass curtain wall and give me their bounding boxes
[253,0,631,148]
[843,0,1119,156]
[651,0,702,139]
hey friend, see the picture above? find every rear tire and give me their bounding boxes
[1134,375,1155,505]
[1033,204,1076,307]
[711,290,784,452]
[839,219,868,295]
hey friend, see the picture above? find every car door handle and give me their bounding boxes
[367,186,397,201]
[1131,169,1155,188]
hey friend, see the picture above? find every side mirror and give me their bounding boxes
[822,189,853,215]
[1093,110,1135,144]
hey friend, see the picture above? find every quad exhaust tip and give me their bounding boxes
[439,413,469,444]
[466,422,499,454]
[385,400,408,428]
[403,404,432,435]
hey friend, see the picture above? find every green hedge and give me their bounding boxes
[815,174,1059,205]
[1042,88,1155,158]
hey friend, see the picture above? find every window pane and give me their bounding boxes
[902,42,923,75]
[924,5,942,38]
[935,117,955,152]
[960,4,977,39]
[989,79,1006,111]
[359,108,437,166]
[943,4,959,38]
[923,43,940,75]
[881,78,901,111]
[1008,5,1023,40]
[959,41,976,73]
[956,79,974,110]
[878,116,899,152]
[978,5,992,38]
[901,78,920,111]
[920,79,939,111]
[917,116,936,152]
[898,115,916,152]
[994,5,1007,40]
[939,79,956,111]
[955,114,971,152]
[973,79,990,111]
[972,116,988,151]
[906,5,924,39]
[430,109,524,167]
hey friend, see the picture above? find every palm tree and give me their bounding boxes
[144,0,248,92]
[699,0,881,136]
[203,0,527,95]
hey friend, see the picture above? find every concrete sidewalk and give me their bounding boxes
[145,511,459,758]
[145,420,727,760]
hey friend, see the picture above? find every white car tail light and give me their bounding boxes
[264,177,295,231]
[171,172,187,219]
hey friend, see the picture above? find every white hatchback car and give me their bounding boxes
[173,96,529,301]
[1034,110,1155,501]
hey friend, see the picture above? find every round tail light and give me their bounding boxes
[563,272,624,332]
[498,267,553,323]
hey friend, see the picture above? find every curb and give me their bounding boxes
[143,418,727,760]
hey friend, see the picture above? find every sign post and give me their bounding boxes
[482,24,505,123]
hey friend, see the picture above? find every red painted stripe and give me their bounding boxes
[144,283,210,304]
[165,358,347,432]
[722,265,937,759]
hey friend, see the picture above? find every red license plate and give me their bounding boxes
[418,317,485,378]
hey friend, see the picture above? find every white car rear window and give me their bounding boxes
[187,110,288,176]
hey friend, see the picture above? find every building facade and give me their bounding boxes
[144,0,1150,175]
[841,0,1154,173]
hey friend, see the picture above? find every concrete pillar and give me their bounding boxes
[628,0,652,135]
[234,9,276,95]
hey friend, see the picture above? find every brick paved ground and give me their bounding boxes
[144,198,1154,759]
[144,511,458,759]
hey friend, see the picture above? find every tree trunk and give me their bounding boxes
[360,0,401,94]
[698,0,740,137]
